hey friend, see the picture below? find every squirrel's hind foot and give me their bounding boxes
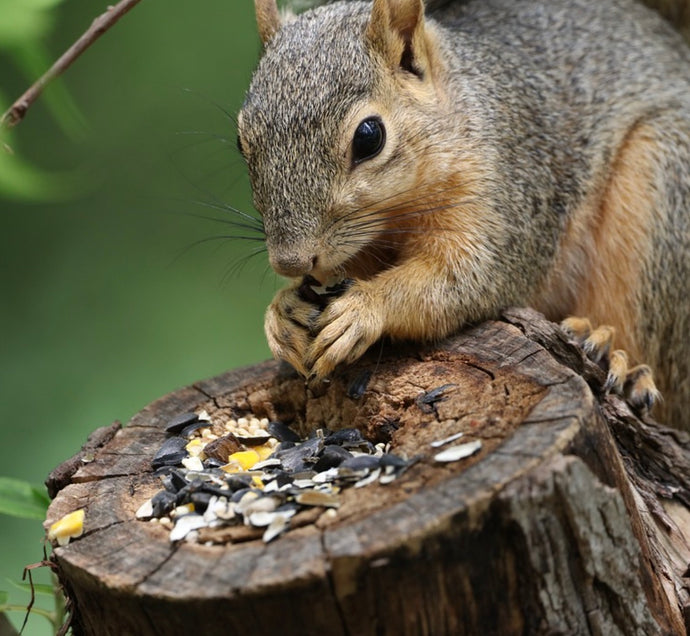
[560,316,661,412]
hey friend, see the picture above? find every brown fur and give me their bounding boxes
[241,0,690,428]
[533,121,660,366]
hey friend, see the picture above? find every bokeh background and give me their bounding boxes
[1,1,275,632]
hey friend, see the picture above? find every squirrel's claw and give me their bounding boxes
[264,284,319,376]
[560,316,660,412]
[304,288,383,381]
[624,364,662,411]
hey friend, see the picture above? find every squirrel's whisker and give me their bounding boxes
[239,0,690,427]
[222,245,268,282]
[189,199,265,232]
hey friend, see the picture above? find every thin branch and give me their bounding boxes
[1,0,144,130]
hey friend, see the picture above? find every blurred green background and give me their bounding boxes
[1,1,275,632]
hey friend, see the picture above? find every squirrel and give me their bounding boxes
[237,0,690,430]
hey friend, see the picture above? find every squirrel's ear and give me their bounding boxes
[366,0,428,76]
[255,0,282,45]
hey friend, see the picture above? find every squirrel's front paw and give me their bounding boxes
[305,286,384,383]
[561,317,661,411]
[264,284,321,376]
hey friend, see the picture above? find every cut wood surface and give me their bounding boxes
[44,308,690,636]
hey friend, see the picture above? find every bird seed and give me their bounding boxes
[137,409,484,545]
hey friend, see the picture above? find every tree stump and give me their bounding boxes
[44,308,690,636]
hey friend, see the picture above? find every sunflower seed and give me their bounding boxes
[340,455,381,471]
[181,456,204,472]
[267,421,301,443]
[295,490,340,508]
[135,498,154,519]
[324,429,364,446]
[347,369,372,399]
[164,412,200,434]
[433,440,483,462]
[169,514,207,542]
[151,490,177,517]
[262,513,290,543]
[430,432,465,448]
[152,437,188,469]
[355,467,381,488]
[313,445,353,471]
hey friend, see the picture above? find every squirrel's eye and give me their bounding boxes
[352,117,385,165]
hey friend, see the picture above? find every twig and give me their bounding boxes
[1,0,144,130]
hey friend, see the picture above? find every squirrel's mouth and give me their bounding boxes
[272,231,400,284]
[324,242,400,283]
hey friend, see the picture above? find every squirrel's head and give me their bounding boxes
[238,0,450,282]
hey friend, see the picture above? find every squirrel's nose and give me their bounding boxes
[270,252,317,278]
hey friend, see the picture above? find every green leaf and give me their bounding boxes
[0,0,67,46]
[0,146,84,202]
[10,43,88,141]
[0,591,7,605]
[5,580,55,597]
[0,477,50,521]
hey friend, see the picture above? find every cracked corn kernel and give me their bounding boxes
[48,509,85,546]
[181,456,204,471]
[222,450,260,472]
[255,443,274,461]
[185,438,206,458]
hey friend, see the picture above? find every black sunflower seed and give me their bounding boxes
[380,453,409,469]
[164,412,200,434]
[198,483,233,498]
[190,491,212,512]
[270,471,293,488]
[340,455,381,471]
[322,278,354,298]
[224,475,253,491]
[297,277,325,306]
[179,421,210,437]
[267,421,301,443]
[416,384,457,414]
[230,487,257,503]
[347,370,372,399]
[324,428,364,446]
[313,445,353,472]
[152,437,188,469]
[161,469,188,493]
[151,490,177,517]
[274,436,323,473]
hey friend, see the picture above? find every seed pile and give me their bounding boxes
[137,411,413,544]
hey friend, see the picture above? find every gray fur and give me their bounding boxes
[240,0,690,427]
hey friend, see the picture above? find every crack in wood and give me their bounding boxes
[320,531,351,636]
[464,362,496,380]
[43,309,690,635]
[134,543,180,589]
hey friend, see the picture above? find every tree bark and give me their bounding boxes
[44,308,690,636]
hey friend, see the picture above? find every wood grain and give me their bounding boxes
[44,308,690,635]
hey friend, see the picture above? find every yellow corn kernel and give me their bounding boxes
[223,449,260,472]
[255,444,274,461]
[185,438,206,458]
[48,509,85,546]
